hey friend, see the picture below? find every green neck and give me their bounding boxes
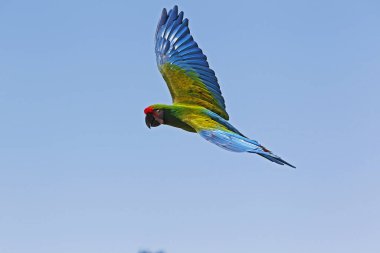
[152,104,197,133]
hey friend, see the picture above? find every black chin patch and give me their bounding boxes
[150,119,161,127]
[145,114,161,128]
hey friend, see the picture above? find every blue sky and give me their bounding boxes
[0,0,379,252]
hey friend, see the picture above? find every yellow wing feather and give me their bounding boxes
[160,63,229,120]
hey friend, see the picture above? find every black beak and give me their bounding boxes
[145,114,153,128]
[145,114,160,128]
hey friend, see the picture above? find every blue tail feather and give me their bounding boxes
[199,129,295,168]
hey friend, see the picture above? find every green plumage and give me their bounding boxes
[151,104,234,133]
[160,64,229,120]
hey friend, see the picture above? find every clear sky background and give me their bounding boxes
[1,0,379,253]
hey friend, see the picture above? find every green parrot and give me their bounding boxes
[144,6,295,168]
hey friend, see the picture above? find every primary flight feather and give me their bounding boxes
[144,5,295,168]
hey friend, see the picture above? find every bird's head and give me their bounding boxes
[144,105,165,128]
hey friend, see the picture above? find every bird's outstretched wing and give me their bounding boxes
[155,6,229,120]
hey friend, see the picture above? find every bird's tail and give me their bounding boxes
[254,151,296,168]
[243,138,296,168]
[199,129,296,168]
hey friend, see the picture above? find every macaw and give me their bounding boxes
[144,6,295,168]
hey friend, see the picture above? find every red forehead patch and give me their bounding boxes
[144,106,154,114]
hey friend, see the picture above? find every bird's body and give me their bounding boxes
[144,5,295,168]
[147,103,239,133]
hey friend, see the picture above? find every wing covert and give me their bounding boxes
[155,5,229,120]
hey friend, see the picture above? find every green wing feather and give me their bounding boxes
[160,64,229,119]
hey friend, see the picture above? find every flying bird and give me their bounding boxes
[144,5,295,168]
